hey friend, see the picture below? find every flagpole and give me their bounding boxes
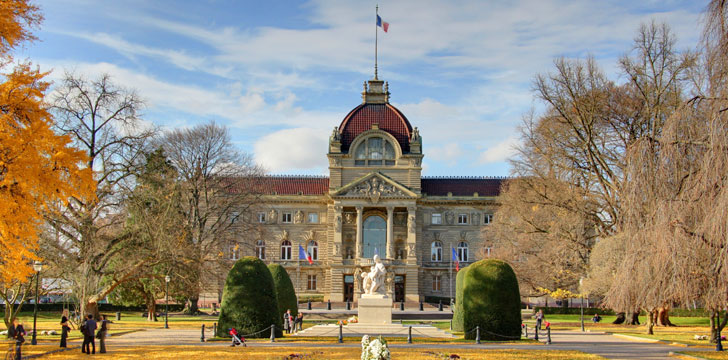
[449,245,453,304]
[375,4,378,79]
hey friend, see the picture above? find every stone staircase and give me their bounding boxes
[294,323,455,338]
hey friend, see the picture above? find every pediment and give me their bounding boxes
[332,172,418,203]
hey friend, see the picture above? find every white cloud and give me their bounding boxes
[479,137,519,165]
[254,127,329,173]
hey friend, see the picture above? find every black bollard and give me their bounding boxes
[476,326,481,344]
[408,326,412,344]
[270,324,276,343]
[116,312,121,321]
[546,325,552,345]
[338,323,343,343]
[346,301,351,310]
[419,302,424,311]
[201,324,205,342]
[534,326,539,341]
[327,300,331,310]
[717,325,724,352]
[400,301,405,311]
[308,300,312,310]
[438,300,443,311]
[213,322,217,337]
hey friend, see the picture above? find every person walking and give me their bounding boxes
[294,312,304,333]
[9,318,26,360]
[60,309,73,348]
[535,309,544,330]
[97,315,108,353]
[81,314,97,354]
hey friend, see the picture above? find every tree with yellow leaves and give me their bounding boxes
[0,0,95,329]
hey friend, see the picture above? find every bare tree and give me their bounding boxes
[159,121,265,314]
[43,72,156,317]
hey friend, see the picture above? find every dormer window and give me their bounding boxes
[355,137,396,166]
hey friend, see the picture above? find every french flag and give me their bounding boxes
[299,245,313,265]
[376,15,389,33]
[451,247,460,272]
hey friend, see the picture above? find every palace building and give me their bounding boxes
[214,76,504,304]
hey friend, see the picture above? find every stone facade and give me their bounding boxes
[203,77,503,304]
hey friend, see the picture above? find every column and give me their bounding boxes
[407,206,417,261]
[386,206,394,259]
[355,206,363,259]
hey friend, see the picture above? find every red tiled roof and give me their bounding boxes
[339,103,412,153]
[262,176,329,195]
[421,177,505,197]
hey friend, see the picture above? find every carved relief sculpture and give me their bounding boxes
[294,210,304,224]
[344,212,355,224]
[335,215,342,232]
[394,212,406,225]
[342,176,406,203]
[268,209,277,224]
[408,214,416,233]
[472,212,480,226]
[460,231,468,240]
[276,230,289,241]
[445,211,455,225]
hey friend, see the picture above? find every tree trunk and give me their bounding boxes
[710,311,717,343]
[626,311,640,325]
[147,301,157,322]
[84,301,100,322]
[184,296,200,315]
[646,309,655,335]
[656,307,674,326]
[613,312,626,324]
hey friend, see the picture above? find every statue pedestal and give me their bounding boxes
[357,295,392,325]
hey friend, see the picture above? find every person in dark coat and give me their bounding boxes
[60,309,73,348]
[10,318,26,360]
[81,314,97,354]
[97,315,108,353]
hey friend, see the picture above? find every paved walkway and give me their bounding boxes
[59,328,716,359]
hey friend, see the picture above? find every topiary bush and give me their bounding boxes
[217,257,282,338]
[452,265,470,332]
[458,259,521,340]
[268,263,298,319]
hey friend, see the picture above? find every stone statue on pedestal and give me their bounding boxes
[361,254,387,296]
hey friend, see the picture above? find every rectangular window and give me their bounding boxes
[457,214,469,225]
[308,213,319,223]
[431,213,442,225]
[432,275,441,292]
[307,275,317,290]
[230,244,240,261]
[484,214,493,225]
[282,212,292,223]
[485,247,492,257]
[258,212,266,223]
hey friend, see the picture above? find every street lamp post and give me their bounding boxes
[31,261,43,345]
[165,275,171,329]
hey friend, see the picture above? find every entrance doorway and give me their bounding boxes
[344,275,354,302]
[394,275,405,302]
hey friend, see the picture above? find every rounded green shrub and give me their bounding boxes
[217,257,282,338]
[458,259,521,340]
[452,265,470,332]
[268,263,298,319]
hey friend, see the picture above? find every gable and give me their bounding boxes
[332,172,418,203]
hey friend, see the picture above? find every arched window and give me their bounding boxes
[280,240,292,260]
[256,240,266,260]
[431,241,442,262]
[307,240,318,261]
[355,136,396,166]
[457,241,469,262]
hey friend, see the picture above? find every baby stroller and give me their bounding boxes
[229,328,246,347]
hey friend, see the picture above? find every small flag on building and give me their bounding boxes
[376,15,389,32]
[451,247,460,272]
[299,245,313,265]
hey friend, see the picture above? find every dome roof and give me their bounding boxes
[338,103,413,153]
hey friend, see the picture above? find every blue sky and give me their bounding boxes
[20,0,704,176]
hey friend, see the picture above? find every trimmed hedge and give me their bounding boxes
[458,259,521,340]
[268,264,298,319]
[217,257,282,338]
[452,266,468,332]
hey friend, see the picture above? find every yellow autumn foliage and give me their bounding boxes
[0,1,95,285]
